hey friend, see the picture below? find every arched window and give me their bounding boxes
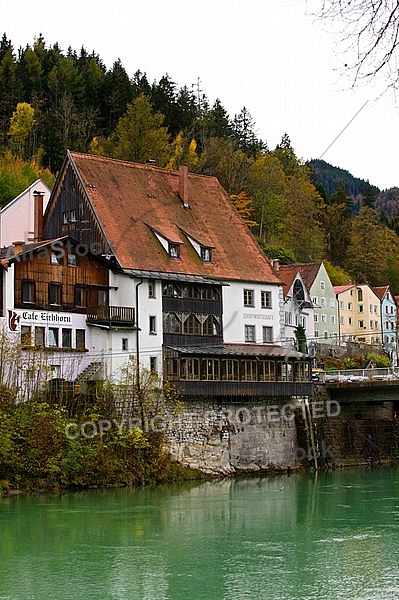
[183,314,201,335]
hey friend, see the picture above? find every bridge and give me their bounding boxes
[320,367,399,404]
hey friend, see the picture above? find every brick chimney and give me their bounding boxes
[33,190,44,242]
[179,165,189,208]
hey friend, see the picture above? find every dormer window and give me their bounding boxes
[201,247,212,262]
[169,243,180,259]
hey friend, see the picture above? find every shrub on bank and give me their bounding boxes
[0,399,203,493]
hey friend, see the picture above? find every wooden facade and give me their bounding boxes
[13,240,110,312]
[164,346,313,398]
[44,163,113,256]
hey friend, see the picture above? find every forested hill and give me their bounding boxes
[2,32,399,292]
[308,159,380,197]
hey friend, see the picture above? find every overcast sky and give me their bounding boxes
[4,0,399,190]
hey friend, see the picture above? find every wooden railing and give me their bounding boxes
[86,306,136,325]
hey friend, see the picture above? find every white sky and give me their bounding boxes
[4,0,399,190]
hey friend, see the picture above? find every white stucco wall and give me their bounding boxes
[1,180,51,248]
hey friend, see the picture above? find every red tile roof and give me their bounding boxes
[292,263,321,291]
[372,285,389,301]
[277,265,300,298]
[69,152,281,284]
[334,284,356,295]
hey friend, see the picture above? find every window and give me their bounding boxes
[74,286,86,307]
[348,317,353,325]
[48,283,61,306]
[21,281,35,303]
[150,357,157,372]
[374,305,378,314]
[370,321,374,329]
[21,325,32,346]
[321,314,326,323]
[202,359,220,381]
[359,304,364,313]
[261,290,272,309]
[359,320,364,328]
[357,288,363,301]
[314,330,319,338]
[314,314,318,322]
[164,313,181,334]
[285,312,292,325]
[35,327,45,347]
[348,302,353,310]
[50,252,62,265]
[340,316,344,325]
[330,298,335,308]
[98,289,108,306]
[67,253,77,267]
[330,315,335,324]
[245,324,256,342]
[320,281,325,290]
[63,210,77,224]
[339,301,344,309]
[262,326,273,343]
[76,329,86,350]
[277,361,293,382]
[201,247,212,262]
[62,328,72,348]
[241,360,257,381]
[169,243,180,258]
[321,297,326,307]
[48,328,59,347]
[181,357,200,380]
[243,289,254,307]
[149,316,156,334]
[312,296,318,305]
[148,280,156,298]
[324,331,328,339]
[184,314,200,335]
[222,359,239,381]
[259,361,275,381]
[122,338,128,351]
[203,316,219,336]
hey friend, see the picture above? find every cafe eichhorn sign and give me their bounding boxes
[7,309,72,333]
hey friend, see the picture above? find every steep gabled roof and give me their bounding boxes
[277,265,300,298]
[293,263,322,291]
[61,152,281,284]
[372,285,390,301]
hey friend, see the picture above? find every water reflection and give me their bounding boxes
[1,469,399,599]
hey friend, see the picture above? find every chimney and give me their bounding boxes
[272,258,280,271]
[12,241,24,254]
[179,165,189,208]
[33,190,44,242]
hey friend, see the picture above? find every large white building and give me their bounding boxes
[1,152,313,399]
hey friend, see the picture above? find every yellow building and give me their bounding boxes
[335,284,382,345]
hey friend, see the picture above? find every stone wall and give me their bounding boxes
[167,398,303,474]
[166,390,399,474]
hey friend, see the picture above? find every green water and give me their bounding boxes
[1,468,398,600]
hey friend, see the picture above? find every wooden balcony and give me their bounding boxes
[86,306,136,328]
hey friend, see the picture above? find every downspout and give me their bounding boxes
[135,278,143,423]
[135,278,143,380]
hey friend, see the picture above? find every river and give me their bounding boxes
[1,467,398,599]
